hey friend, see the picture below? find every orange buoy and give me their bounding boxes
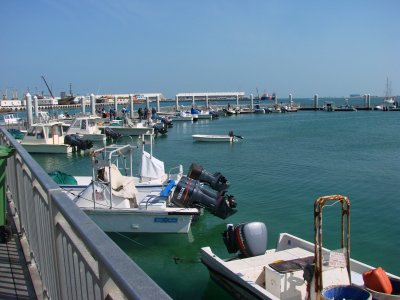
[363,267,393,294]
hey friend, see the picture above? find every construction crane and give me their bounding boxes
[41,75,55,99]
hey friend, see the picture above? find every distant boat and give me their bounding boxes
[0,113,21,125]
[192,132,243,143]
[380,77,398,111]
[335,99,357,111]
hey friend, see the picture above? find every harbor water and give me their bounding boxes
[31,110,400,299]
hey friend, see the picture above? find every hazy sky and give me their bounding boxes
[1,0,399,99]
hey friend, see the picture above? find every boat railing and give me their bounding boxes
[168,165,184,182]
[0,128,171,300]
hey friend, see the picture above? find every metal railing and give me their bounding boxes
[0,128,171,300]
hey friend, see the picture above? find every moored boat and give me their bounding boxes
[98,117,154,136]
[200,195,400,300]
[20,121,74,153]
[0,113,22,125]
[192,132,242,143]
[65,114,106,142]
[63,142,238,233]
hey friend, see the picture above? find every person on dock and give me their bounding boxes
[143,107,148,120]
[151,107,157,120]
[138,107,143,120]
[109,107,116,120]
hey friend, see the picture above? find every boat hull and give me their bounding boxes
[192,135,235,142]
[99,126,153,136]
[201,233,400,300]
[82,209,194,233]
[21,143,73,154]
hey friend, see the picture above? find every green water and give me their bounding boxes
[33,110,400,299]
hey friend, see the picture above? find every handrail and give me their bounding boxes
[0,127,171,300]
[313,194,351,299]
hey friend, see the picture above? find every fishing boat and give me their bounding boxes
[20,121,74,153]
[98,117,154,136]
[201,195,400,300]
[61,135,180,191]
[66,143,238,233]
[20,121,94,154]
[192,132,242,143]
[65,115,106,142]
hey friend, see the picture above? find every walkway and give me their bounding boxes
[0,202,37,300]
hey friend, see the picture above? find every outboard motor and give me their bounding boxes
[187,163,229,191]
[64,134,94,151]
[222,222,267,257]
[104,127,122,140]
[171,176,237,219]
[153,123,168,136]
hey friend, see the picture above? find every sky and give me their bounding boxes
[1,0,399,99]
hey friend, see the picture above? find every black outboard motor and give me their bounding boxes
[222,222,267,257]
[171,176,237,219]
[64,134,94,151]
[187,163,229,191]
[104,127,122,140]
[153,123,168,136]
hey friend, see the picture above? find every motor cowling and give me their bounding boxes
[64,134,93,150]
[104,127,122,140]
[223,222,267,257]
[187,163,229,192]
[171,176,236,219]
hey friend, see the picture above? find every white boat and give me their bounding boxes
[197,110,214,119]
[63,135,183,191]
[254,104,266,114]
[201,195,400,300]
[98,117,154,136]
[170,111,194,122]
[20,122,74,153]
[1,113,21,125]
[192,133,240,143]
[266,105,282,113]
[65,115,106,142]
[67,143,238,233]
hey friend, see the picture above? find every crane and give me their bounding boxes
[41,75,55,99]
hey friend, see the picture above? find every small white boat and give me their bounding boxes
[192,134,239,143]
[66,115,106,142]
[201,195,400,300]
[170,111,194,122]
[66,142,238,233]
[197,110,214,119]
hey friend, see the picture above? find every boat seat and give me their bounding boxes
[103,164,138,204]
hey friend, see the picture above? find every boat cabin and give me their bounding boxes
[24,122,66,145]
